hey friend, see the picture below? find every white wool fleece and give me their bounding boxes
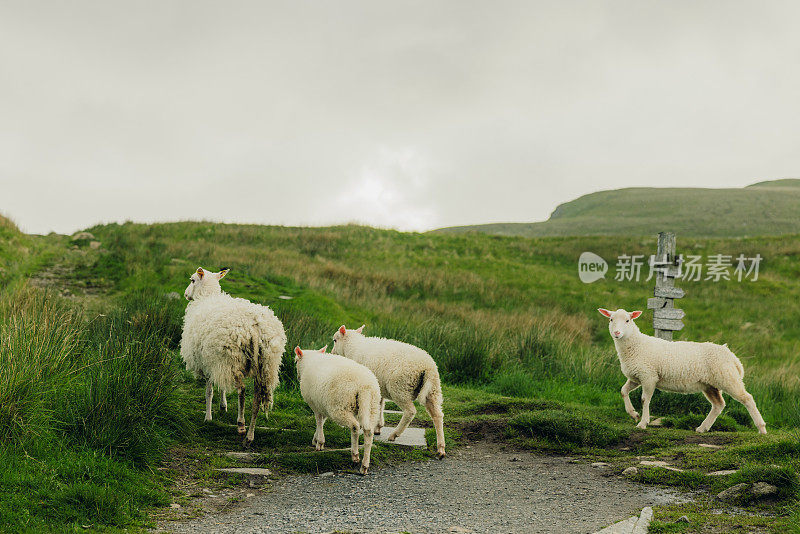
[296,349,381,433]
[181,293,286,392]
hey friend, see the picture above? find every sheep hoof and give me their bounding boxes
[636,422,648,430]
[352,455,360,464]
[359,465,369,476]
[237,423,246,435]
[387,433,398,442]
[374,428,382,435]
[758,427,767,435]
[695,426,708,433]
[631,412,640,422]
[315,443,324,451]
[204,415,212,422]
[437,450,446,459]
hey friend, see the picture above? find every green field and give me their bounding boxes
[1,215,799,532]
[436,178,800,238]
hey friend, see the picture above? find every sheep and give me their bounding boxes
[294,345,380,474]
[598,308,767,434]
[331,325,446,458]
[181,267,286,445]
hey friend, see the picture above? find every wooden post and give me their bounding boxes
[646,232,685,340]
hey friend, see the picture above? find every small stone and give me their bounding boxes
[246,493,255,498]
[717,483,749,501]
[449,528,472,533]
[202,488,211,493]
[639,460,669,467]
[649,417,663,427]
[751,482,778,497]
[170,503,181,509]
[708,470,738,476]
[319,471,334,477]
[676,516,690,523]
[698,443,723,449]
[622,467,638,476]
[591,462,609,468]
[278,295,294,300]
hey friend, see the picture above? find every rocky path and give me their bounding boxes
[162,442,681,534]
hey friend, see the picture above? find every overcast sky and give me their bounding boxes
[2,1,800,234]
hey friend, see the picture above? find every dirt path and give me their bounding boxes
[162,442,682,534]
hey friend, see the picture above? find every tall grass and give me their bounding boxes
[0,286,188,464]
[0,288,81,441]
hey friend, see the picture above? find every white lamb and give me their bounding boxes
[598,308,766,434]
[331,325,446,458]
[181,267,286,445]
[294,345,380,475]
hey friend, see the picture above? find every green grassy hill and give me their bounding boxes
[1,221,799,531]
[435,179,800,238]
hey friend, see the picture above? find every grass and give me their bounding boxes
[1,219,800,530]
[434,178,800,238]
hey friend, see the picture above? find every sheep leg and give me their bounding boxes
[697,386,725,433]
[375,398,386,435]
[220,388,228,413]
[425,396,446,459]
[621,379,641,422]
[344,414,361,464]
[244,383,262,446]
[204,378,214,422]
[236,386,247,434]
[361,427,374,475]
[388,400,416,441]
[312,413,326,450]
[730,386,767,434]
[636,381,656,429]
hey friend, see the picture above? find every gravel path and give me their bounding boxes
[164,443,681,534]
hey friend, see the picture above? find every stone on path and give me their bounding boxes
[751,482,778,497]
[223,451,261,463]
[698,443,723,449]
[622,467,638,476]
[374,426,427,447]
[717,483,749,501]
[594,506,653,534]
[217,467,272,482]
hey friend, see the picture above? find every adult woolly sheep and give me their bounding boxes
[181,267,286,445]
[294,345,380,475]
[332,325,446,458]
[598,308,767,434]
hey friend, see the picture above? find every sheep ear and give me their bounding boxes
[320,345,328,353]
[196,267,205,278]
[598,308,612,318]
[356,324,365,334]
[339,325,346,336]
[218,267,230,279]
[630,311,643,320]
[294,346,303,358]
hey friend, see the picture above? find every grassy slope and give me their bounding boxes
[2,221,799,532]
[435,179,800,238]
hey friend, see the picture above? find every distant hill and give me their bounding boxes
[434,179,800,238]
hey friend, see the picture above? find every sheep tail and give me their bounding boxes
[416,369,440,404]
[357,387,377,432]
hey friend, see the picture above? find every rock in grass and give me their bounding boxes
[591,462,609,468]
[751,482,778,497]
[675,516,689,523]
[708,470,738,476]
[622,466,638,476]
[717,483,749,501]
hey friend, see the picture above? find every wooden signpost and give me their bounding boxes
[646,232,684,340]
